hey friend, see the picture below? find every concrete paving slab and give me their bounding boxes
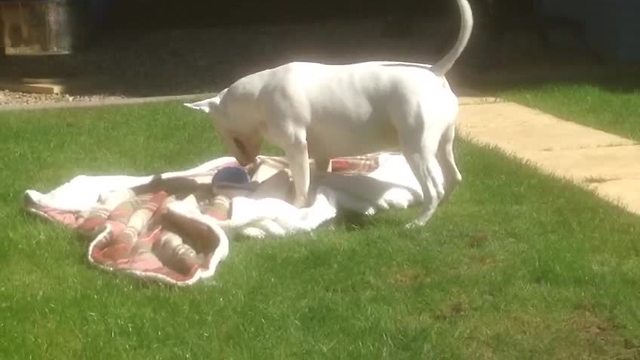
[458,96,503,106]
[518,145,640,182]
[457,101,640,216]
[591,178,640,215]
[458,102,636,152]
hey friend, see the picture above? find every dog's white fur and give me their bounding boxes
[186,0,473,226]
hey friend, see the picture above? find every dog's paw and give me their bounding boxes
[404,221,418,229]
[404,219,427,229]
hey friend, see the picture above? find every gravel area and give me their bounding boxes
[0,89,126,107]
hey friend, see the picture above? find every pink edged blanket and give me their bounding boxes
[24,153,423,286]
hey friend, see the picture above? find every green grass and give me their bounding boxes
[501,83,640,142]
[1,102,640,359]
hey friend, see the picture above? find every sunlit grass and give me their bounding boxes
[1,102,639,358]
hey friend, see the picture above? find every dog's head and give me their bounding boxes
[185,91,262,166]
[216,127,263,166]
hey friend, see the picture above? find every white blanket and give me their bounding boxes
[27,153,421,237]
[24,153,422,285]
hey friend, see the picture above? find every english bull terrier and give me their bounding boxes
[186,0,473,227]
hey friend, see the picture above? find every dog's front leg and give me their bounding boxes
[285,141,311,208]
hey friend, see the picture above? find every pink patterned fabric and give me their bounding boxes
[27,188,227,285]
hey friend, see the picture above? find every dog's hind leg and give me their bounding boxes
[403,152,445,227]
[436,123,462,203]
[400,130,446,227]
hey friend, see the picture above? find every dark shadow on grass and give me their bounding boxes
[333,209,376,231]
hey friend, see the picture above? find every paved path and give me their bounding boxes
[457,100,640,215]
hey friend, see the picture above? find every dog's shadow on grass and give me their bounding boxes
[332,208,378,231]
[316,172,422,232]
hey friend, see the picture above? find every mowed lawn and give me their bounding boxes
[1,102,640,359]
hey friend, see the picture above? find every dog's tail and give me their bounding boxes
[375,0,473,77]
[430,0,473,76]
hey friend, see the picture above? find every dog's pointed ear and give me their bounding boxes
[184,89,227,114]
[184,98,216,113]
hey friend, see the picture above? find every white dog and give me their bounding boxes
[186,0,473,227]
